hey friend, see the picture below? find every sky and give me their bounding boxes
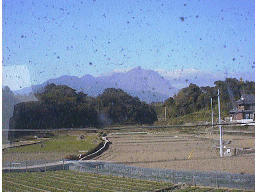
[2,0,255,91]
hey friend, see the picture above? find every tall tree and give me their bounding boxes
[97,88,157,125]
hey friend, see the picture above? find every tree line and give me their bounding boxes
[162,78,254,119]
[4,77,255,139]
[8,84,157,138]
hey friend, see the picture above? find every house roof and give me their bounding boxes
[236,94,255,105]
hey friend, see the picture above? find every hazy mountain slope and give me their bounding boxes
[14,67,178,103]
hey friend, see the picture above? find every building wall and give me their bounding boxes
[249,113,255,120]
[233,113,243,120]
[231,99,255,121]
[232,113,255,120]
[238,105,245,110]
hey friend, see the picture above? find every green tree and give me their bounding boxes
[174,83,202,115]
[10,84,99,138]
[97,88,157,125]
[163,78,254,122]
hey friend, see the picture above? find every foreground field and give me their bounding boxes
[97,129,255,175]
[2,170,248,192]
[3,133,100,164]
[3,170,172,192]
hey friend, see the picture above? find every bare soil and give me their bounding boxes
[96,129,255,175]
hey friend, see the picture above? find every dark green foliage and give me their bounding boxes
[9,84,99,138]
[97,88,157,125]
[164,78,254,120]
[9,85,157,139]
[214,78,255,111]
[174,83,202,115]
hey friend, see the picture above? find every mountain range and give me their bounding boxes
[15,67,179,103]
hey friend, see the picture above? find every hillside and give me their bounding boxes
[153,78,254,125]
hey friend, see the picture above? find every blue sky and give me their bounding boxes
[2,0,255,90]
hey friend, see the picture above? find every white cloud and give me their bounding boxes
[112,67,134,73]
[156,68,254,89]
[99,67,134,77]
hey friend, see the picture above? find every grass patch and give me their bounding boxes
[5,135,100,154]
[164,109,228,125]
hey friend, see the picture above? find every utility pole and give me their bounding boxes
[217,89,223,157]
[164,106,167,121]
[211,98,214,134]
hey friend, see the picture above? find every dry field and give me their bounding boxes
[96,128,255,175]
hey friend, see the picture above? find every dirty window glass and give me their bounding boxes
[2,0,255,191]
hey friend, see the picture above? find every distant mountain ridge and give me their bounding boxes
[14,67,178,103]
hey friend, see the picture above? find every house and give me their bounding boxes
[229,94,255,123]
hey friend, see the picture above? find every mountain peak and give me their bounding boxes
[16,68,177,103]
[135,66,142,70]
[130,66,142,72]
[81,74,94,80]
